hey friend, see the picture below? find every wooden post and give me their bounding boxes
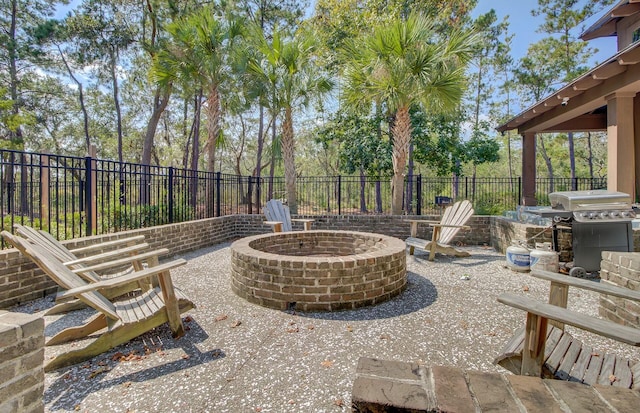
[548,281,569,330]
[40,155,50,228]
[522,132,537,206]
[521,312,548,377]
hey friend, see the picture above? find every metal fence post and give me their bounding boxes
[247,175,253,214]
[84,154,93,236]
[40,155,50,229]
[168,167,174,223]
[416,174,422,216]
[337,175,342,215]
[215,172,221,217]
[518,177,522,206]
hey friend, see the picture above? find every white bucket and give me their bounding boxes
[530,248,559,273]
[506,245,530,272]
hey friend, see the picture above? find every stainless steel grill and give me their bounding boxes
[534,190,636,276]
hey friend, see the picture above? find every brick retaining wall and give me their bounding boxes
[1,214,638,310]
[0,311,44,413]
[600,251,640,328]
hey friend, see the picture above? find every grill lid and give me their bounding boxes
[549,190,631,211]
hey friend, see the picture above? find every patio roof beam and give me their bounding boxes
[618,47,640,64]
[540,113,607,133]
[517,68,640,133]
[611,3,640,17]
[592,63,627,79]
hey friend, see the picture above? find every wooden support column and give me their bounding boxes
[606,92,636,198]
[522,132,537,206]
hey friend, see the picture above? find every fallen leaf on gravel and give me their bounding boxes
[74,405,81,411]
[307,325,314,330]
[88,366,110,379]
[215,314,228,322]
[230,320,242,328]
[609,374,618,383]
[123,381,132,388]
[287,327,299,333]
[523,286,530,292]
[289,321,296,325]
[111,352,124,361]
[184,315,193,322]
[334,399,344,407]
[486,331,497,336]
[182,354,190,360]
[254,408,262,412]
[346,325,353,332]
[592,352,600,357]
[288,400,295,405]
[379,334,390,340]
[321,360,334,368]
[460,321,469,329]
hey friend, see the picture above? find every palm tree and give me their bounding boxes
[151,7,244,175]
[246,26,332,214]
[342,13,476,215]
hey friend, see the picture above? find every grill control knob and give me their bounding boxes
[578,212,589,219]
[610,211,620,218]
[599,212,609,219]
[588,212,597,219]
[621,211,631,218]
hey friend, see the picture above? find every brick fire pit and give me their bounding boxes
[230,230,407,311]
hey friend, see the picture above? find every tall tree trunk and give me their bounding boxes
[568,131,576,190]
[8,0,23,145]
[281,106,297,214]
[140,87,170,204]
[190,91,202,209]
[391,106,411,215]
[405,142,414,214]
[204,87,221,217]
[110,48,124,163]
[538,135,554,193]
[254,105,265,209]
[56,44,91,152]
[587,132,594,180]
[268,114,276,200]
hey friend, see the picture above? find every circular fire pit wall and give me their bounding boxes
[231,231,407,311]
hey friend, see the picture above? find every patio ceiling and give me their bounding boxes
[496,41,640,134]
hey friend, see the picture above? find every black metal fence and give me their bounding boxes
[0,149,607,242]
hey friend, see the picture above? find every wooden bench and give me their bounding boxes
[495,269,640,389]
[352,357,640,412]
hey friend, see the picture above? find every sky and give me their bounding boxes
[471,0,616,65]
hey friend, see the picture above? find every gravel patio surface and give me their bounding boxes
[13,242,640,412]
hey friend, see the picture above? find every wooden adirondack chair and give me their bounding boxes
[406,200,474,261]
[494,269,640,389]
[263,199,314,232]
[11,224,168,314]
[2,231,195,372]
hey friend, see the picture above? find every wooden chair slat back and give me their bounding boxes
[438,200,474,245]
[264,199,293,232]
[2,231,119,320]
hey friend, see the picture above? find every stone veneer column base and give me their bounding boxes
[600,251,640,328]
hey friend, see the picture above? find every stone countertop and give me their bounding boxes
[12,244,640,413]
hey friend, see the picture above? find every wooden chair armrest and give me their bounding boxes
[498,293,640,346]
[264,220,283,226]
[58,259,187,299]
[71,248,169,274]
[68,235,146,254]
[429,224,471,229]
[531,269,640,302]
[406,220,440,225]
[63,243,150,266]
[291,219,315,223]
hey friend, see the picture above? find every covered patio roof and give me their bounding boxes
[496,41,640,134]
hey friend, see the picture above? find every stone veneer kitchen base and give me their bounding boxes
[230,230,407,311]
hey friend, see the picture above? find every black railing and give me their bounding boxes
[0,149,607,243]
